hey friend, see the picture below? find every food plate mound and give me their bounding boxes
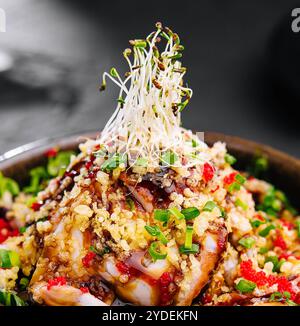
[1,23,300,306]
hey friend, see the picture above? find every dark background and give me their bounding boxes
[0,0,299,157]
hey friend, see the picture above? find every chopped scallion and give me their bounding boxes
[259,224,276,237]
[154,209,170,223]
[179,243,199,254]
[184,225,194,249]
[235,279,256,293]
[238,237,255,249]
[202,201,217,212]
[168,207,184,220]
[181,207,200,220]
[235,198,248,211]
[225,153,237,165]
[148,242,167,261]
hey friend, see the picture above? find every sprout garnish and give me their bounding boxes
[98,23,208,171]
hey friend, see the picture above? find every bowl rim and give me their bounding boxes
[1,130,299,167]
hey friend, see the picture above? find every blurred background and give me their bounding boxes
[0,0,299,157]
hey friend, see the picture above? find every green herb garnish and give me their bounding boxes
[181,207,200,220]
[101,153,127,172]
[179,243,199,254]
[235,279,256,293]
[168,207,185,220]
[259,224,276,237]
[0,249,20,268]
[238,237,255,249]
[148,241,167,261]
[0,172,20,197]
[225,153,237,165]
[202,201,217,212]
[161,151,178,166]
[184,225,194,249]
[144,225,168,245]
[235,198,248,211]
[154,209,170,223]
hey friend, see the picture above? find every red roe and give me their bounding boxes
[280,220,295,231]
[80,287,89,293]
[202,163,215,183]
[201,293,212,304]
[47,276,66,290]
[116,261,139,278]
[31,202,43,212]
[240,260,296,299]
[85,160,93,170]
[279,252,300,261]
[223,172,237,185]
[254,214,265,222]
[0,218,19,244]
[82,252,96,268]
[273,230,287,251]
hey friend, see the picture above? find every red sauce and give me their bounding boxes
[116,261,140,278]
[202,163,215,183]
[47,276,66,290]
[159,272,173,305]
[240,260,296,299]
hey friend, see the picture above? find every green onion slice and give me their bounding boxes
[184,225,194,249]
[259,247,268,254]
[0,172,20,197]
[265,256,279,272]
[154,209,170,223]
[0,249,21,268]
[238,237,255,249]
[179,243,199,254]
[235,199,248,211]
[19,277,29,290]
[0,290,26,306]
[235,279,256,293]
[161,151,178,166]
[296,220,300,238]
[144,225,168,245]
[235,174,246,185]
[181,207,200,220]
[259,224,276,237]
[225,154,237,165]
[168,207,185,220]
[202,201,217,212]
[148,242,167,261]
[101,153,127,172]
[228,182,241,193]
